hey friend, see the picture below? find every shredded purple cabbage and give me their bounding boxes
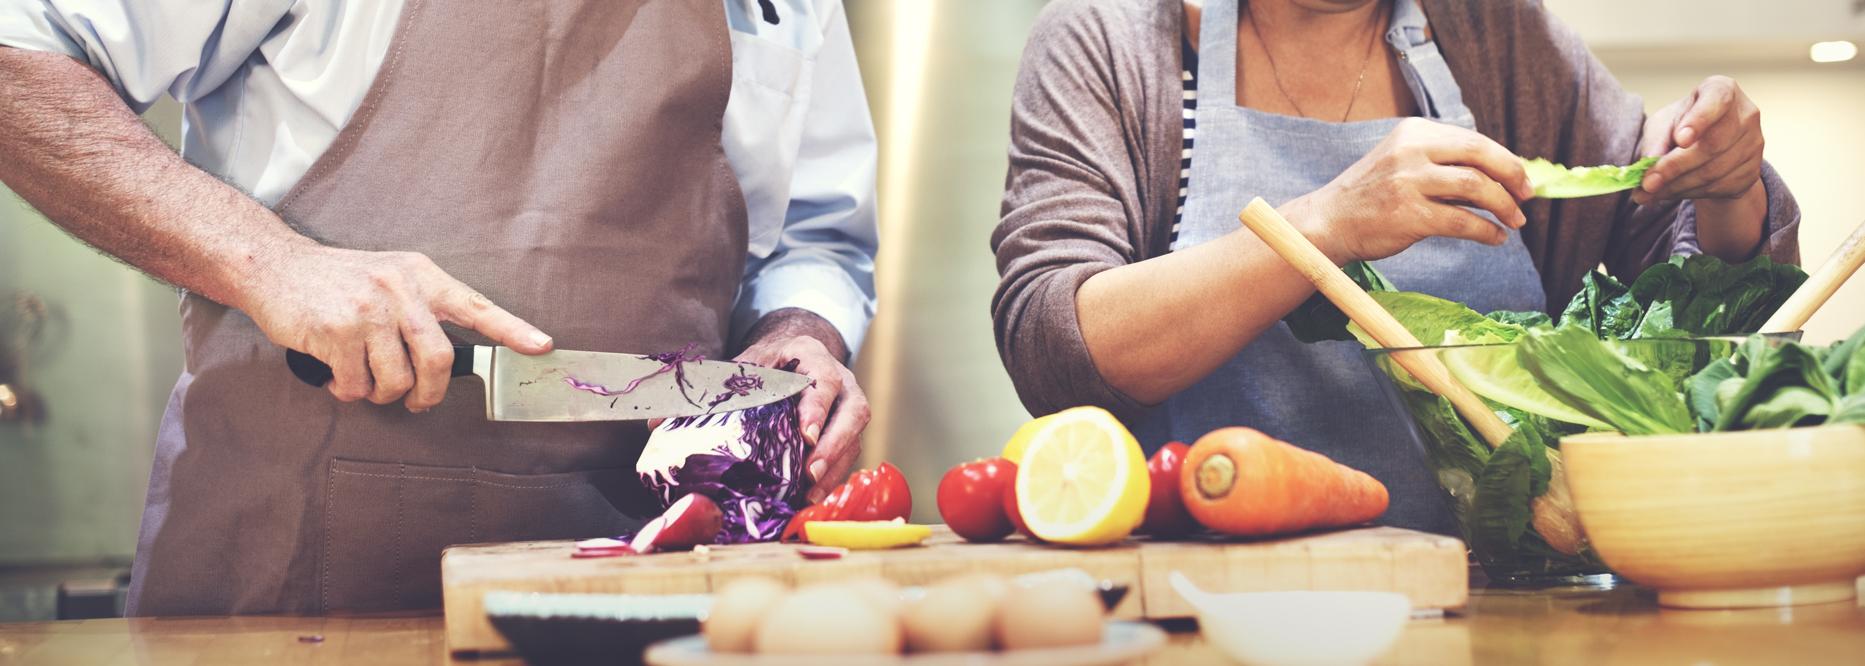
[705,365,766,409]
[564,343,707,407]
[631,362,812,544]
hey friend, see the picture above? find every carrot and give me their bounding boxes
[1179,428,1389,536]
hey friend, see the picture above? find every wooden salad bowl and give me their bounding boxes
[1562,425,1865,609]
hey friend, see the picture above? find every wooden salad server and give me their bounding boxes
[1761,218,1865,333]
[1235,198,1586,556]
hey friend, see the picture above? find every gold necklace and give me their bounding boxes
[1245,1,1387,122]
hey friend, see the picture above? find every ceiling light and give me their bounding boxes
[1809,40,1858,63]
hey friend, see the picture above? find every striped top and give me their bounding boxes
[1171,36,1198,245]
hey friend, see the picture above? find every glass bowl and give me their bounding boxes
[1361,337,1748,583]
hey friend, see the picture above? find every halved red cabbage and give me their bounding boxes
[635,396,813,543]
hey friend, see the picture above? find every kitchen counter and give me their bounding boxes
[2,582,1861,665]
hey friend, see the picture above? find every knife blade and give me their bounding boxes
[284,344,811,421]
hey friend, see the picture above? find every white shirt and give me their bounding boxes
[0,0,879,356]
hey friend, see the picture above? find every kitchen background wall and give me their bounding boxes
[1,0,1861,617]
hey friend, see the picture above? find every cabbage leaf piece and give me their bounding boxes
[1522,156,1657,199]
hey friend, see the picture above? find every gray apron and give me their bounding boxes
[127,0,746,615]
[1131,0,1545,535]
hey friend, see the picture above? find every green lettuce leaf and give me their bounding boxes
[1348,292,1527,348]
[1711,337,1840,431]
[1560,271,1644,340]
[1645,254,1807,336]
[1522,156,1657,199]
[1517,326,1694,435]
[1486,310,1552,329]
[1468,420,1553,561]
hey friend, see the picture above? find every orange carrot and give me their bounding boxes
[1179,428,1389,536]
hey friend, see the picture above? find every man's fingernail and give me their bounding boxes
[1644,173,1663,192]
[529,332,552,349]
[805,424,822,444]
[809,460,827,481]
[1677,126,1696,145]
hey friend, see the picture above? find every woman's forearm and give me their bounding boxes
[1076,199,1337,404]
[1690,180,1768,261]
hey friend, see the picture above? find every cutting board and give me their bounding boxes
[441,525,1468,654]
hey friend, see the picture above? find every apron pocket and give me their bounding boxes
[321,459,638,612]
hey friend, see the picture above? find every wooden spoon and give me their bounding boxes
[1760,218,1865,333]
[1236,198,1586,555]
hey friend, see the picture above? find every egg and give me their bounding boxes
[994,578,1104,650]
[903,574,1008,652]
[847,578,905,617]
[754,582,903,655]
[704,576,788,653]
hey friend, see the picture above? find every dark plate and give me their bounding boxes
[485,591,710,666]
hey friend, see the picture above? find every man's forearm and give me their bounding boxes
[0,47,309,311]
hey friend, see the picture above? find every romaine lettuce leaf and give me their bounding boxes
[1522,156,1657,199]
[1347,291,1527,348]
[1516,326,1694,435]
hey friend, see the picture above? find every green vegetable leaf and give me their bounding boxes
[1442,342,1612,430]
[1561,271,1644,340]
[1522,156,1657,199]
[1824,325,1865,394]
[1468,421,1553,560]
[1686,356,1741,431]
[1517,326,1694,435]
[1285,261,1396,343]
[1487,310,1552,329]
[1348,292,1527,348]
[1712,337,1841,431]
[1832,394,1865,425]
[1661,254,1807,336]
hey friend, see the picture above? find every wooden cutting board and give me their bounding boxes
[440,526,1467,654]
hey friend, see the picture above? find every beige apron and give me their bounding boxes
[127,0,746,615]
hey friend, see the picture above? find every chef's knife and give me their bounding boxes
[284,345,810,421]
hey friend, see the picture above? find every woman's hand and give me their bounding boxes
[1286,118,1533,265]
[1632,75,1764,206]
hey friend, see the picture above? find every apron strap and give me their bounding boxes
[1195,0,1239,108]
[1386,0,1475,126]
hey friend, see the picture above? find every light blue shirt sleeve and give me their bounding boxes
[731,2,879,361]
[0,0,291,113]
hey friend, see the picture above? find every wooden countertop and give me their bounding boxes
[3,583,1861,665]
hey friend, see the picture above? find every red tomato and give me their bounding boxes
[1002,466,1029,537]
[1140,442,1197,537]
[937,458,1017,542]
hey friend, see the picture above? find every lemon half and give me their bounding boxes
[1012,407,1149,546]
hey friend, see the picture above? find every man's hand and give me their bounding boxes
[735,308,868,500]
[243,246,553,411]
[1633,75,1765,206]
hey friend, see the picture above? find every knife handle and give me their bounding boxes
[285,344,477,387]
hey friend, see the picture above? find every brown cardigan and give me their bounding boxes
[991,0,1801,419]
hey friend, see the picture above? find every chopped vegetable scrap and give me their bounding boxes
[707,365,765,409]
[564,342,707,407]
[1521,156,1657,199]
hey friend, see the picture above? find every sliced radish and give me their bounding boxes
[630,493,725,554]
